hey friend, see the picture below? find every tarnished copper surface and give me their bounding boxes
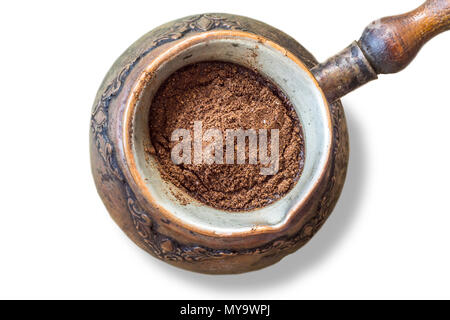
[90,13,349,274]
[311,42,377,103]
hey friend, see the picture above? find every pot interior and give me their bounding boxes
[128,33,331,235]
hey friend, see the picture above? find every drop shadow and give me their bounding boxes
[146,103,367,291]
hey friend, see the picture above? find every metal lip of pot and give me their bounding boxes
[122,30,333,239]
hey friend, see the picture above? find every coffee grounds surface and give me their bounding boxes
[148,62,305,211]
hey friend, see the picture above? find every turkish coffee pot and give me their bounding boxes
[90,0,449,273]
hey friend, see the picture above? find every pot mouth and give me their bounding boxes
[123,30,332,237]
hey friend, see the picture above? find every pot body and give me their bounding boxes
[90,13,349,274]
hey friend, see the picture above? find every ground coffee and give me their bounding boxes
[148,61,305,211]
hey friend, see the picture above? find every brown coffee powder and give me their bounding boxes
[148,62,305,211]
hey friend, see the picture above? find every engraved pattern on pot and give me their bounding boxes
[90,14,348,265]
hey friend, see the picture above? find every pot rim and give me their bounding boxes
[122,29,333,238]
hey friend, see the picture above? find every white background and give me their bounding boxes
[0,0,449,299]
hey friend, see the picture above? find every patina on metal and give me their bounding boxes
[311,42,378,103]
[90,14,349,274]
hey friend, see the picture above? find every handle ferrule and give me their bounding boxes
[311,42,377,103]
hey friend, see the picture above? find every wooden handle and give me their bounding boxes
[312,0,450,102]
[359,0,450,74]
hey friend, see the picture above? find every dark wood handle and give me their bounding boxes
[359,0,450,74]
[312,0,450,102]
